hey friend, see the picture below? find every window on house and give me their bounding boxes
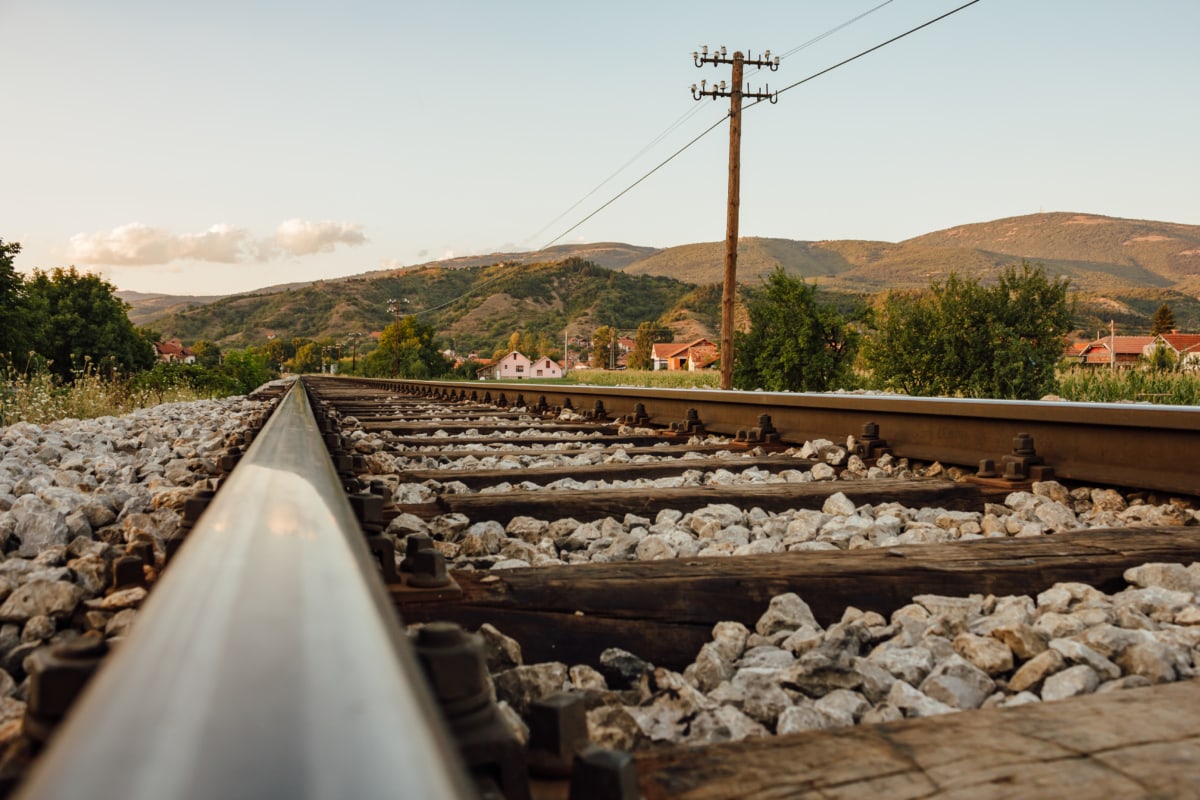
[516,365,524,373]
[536,369,543,376]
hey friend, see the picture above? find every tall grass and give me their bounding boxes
[468,369,721,390]
[558,369,720,389]
[1055,365,1200,405]
[0,361,217,427]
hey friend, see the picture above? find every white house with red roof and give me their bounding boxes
[651,338,719,371]
[154,339,195,364]
[529,356,565,379]
[1077,336,1154,367]
[1146,333,1200,370]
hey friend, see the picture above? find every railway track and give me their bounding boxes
[13,376,1200,798]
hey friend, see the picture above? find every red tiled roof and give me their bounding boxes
[1080,336,1153,355]
[1159,333,1200,352]
[665,338,716,359]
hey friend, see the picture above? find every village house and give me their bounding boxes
[652,338,719,371]
[1076,336,1154,367]
[529,356,565,379]
[650,342,675,371]
[1075,332,1200,370]
[478,351,531,380]
[1145,333,1200,370]
[154,339,195,364]
[476,351,565,380]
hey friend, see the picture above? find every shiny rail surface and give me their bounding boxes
[16,380,475,800]
[340,377,1200,496]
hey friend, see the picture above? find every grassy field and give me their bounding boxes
[1055,366,1200,405]
[464,365,1200,405]
[476,369,721,390]
[1,366,219,426]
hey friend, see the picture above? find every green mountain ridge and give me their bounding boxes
[131,212,1200,348]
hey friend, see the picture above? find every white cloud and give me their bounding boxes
[67,219,366,266]
[68,222,250,266]
[273,219,366,256]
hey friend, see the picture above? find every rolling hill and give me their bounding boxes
[143,259,708,355]
[131,212,1200,347]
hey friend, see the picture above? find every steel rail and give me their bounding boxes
[16,380,476,799]
[332,377,1200,497]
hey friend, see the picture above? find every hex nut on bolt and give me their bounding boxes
[400,533,435,572]
[527,692,589,778]
[23,631,109,744]
[408,548,451,588]
[568,746,639,800]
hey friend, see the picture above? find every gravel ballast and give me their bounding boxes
[0,394,270,755]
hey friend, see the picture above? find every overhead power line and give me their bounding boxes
[417,0,984,320]
[750,0,982,109]
[546,0,983,248]
[529,0,896,251]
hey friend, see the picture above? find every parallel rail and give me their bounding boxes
[348,378,1200,497]
[16,380,474,799]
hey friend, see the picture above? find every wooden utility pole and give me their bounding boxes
[693,45,779,390]
[387,298,409,378]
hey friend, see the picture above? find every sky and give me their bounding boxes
[2,1,1198,297]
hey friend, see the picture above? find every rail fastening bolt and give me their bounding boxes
[568,746,639,800]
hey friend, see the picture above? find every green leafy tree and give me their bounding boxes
[191,339,222,367]
[23,266,155,380]
[363,316,449,378]
[591,325,616,369]
[0,238,33,365]
[1146,343,1177,372]
[264,338,291,371]
[220,348,276,392]
[628,322,671,370]
[865,262,1071,399]
[1151,303,1176,335]
[291,342,322,373]
[533,332,554,359]
[733,268,861,392]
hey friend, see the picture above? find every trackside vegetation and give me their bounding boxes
[0,237,279,425]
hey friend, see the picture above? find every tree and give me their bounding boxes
[533,332,555,360]
[628,322,671,370]
[591,325,617,369]
[291,342,322,373]
[220,348,276,393]
[362,316,449,378]
[264,338,291,371]
[865,262,1072,399]
[1151,303,1176,335]
[1146,342,1177,372]
[191,339,222,367]
[23,266,155,380]
[0,238,33,366]
[733,268,861,392]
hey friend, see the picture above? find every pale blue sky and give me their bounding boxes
[2,1,1197,295]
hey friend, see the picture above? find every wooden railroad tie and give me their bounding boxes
[395,527,1200,670]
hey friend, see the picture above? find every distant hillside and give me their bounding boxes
[905,212,1200,286]
[619,214,1200,295]
[293,242,658,286]
[132,212,1200,346]
[623,238,853,285]
[117,291,224,327]
[147,258,704,353]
